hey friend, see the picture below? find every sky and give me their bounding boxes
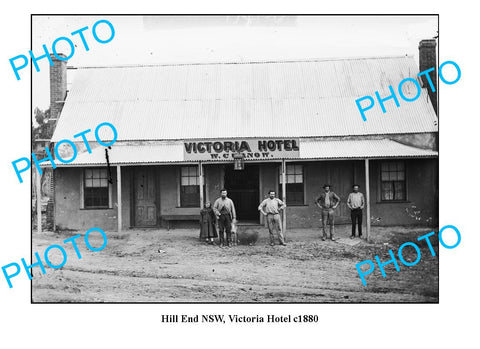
[32,15,437,112]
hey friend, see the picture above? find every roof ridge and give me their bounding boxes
[70,55,413,70]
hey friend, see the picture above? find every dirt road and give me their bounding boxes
[31,226,439,302]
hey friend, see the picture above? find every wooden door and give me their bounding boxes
[134,167,157,226]
[329,162,354,224]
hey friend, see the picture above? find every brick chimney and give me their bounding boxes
[418,39,437,115]
[49,53,68,124]
[46,54,68,233]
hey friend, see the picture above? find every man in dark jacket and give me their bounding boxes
[315,184,340,241]
[213,189,237,247]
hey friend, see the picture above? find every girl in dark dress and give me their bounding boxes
[199,202,218,244]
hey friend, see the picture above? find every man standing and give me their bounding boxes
[258,190,286,246]
[213,188,237,247]
[347,184,365,239]
[315,184,340,241]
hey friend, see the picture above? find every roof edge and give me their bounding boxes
[68,54,414,70]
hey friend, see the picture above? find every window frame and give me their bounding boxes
[179,165,200,208]
[278,163,306,206]
[379,161,407,202]
[80,168,113,210]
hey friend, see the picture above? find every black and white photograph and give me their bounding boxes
[3,2,480,348]
[30,15,440,303]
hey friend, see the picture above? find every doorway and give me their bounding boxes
[133,167,157,227]
[223,164,259,222]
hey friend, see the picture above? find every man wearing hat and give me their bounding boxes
[315,184,341,241]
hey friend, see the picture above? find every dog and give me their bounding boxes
[230,220,238,246]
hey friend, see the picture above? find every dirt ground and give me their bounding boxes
[31,225,439,303]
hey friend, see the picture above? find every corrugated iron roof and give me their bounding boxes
[299,139,438,159]
[52,56,438,142]
[52,139,437,167]
[54,143,185,166]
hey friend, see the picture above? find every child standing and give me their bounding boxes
[199,202,218,244]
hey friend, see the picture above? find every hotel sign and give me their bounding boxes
[183,139,300,161]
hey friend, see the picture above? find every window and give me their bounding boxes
[180,166,199,207]
[380,161,406,201]
[83,168,110,209]
[279,164,304,205]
